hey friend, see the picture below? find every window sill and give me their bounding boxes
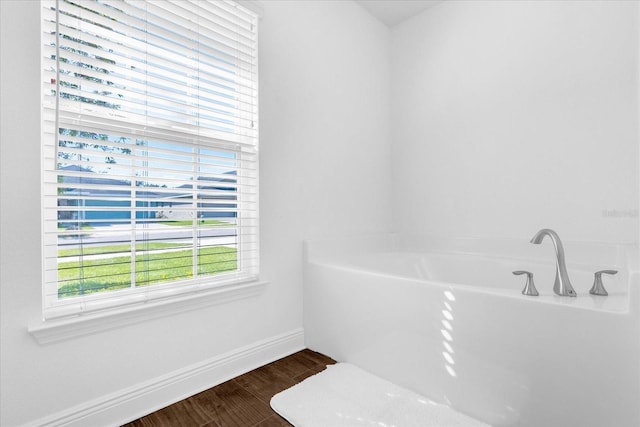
[28,280,268,345]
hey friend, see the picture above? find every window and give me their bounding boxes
[41,0,259,319]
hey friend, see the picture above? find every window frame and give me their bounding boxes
[40,0,260,322]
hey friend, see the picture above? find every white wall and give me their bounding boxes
[0,1,390,425]
[391,0,639,244]
[259,0,391,326]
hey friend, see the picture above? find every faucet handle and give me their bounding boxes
[590,270,618,296]
[513,270,539,296]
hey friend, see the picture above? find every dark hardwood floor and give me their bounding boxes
[122,349,336,427]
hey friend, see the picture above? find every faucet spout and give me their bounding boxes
[530,229,576,297]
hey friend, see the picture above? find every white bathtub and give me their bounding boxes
[303,234,640,427]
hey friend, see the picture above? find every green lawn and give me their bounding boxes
[57,246,237,298]
[58,225,94,231]
[58,242,185,258]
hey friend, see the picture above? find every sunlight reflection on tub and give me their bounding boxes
[442,340,454,354]
[440,288,457,378]
[444,290,456,301]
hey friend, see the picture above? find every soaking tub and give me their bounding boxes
[303,234,639,427]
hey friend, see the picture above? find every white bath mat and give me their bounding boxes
[270,363,490,427]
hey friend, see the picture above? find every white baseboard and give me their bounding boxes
[27,328,305,427]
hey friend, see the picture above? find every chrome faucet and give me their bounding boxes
[530,229,577,297]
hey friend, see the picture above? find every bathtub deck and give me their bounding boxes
[122,349,336,427]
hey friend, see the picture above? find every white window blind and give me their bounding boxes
[41,0,259,319]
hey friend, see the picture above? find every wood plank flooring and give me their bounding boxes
[122,349,336,427]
